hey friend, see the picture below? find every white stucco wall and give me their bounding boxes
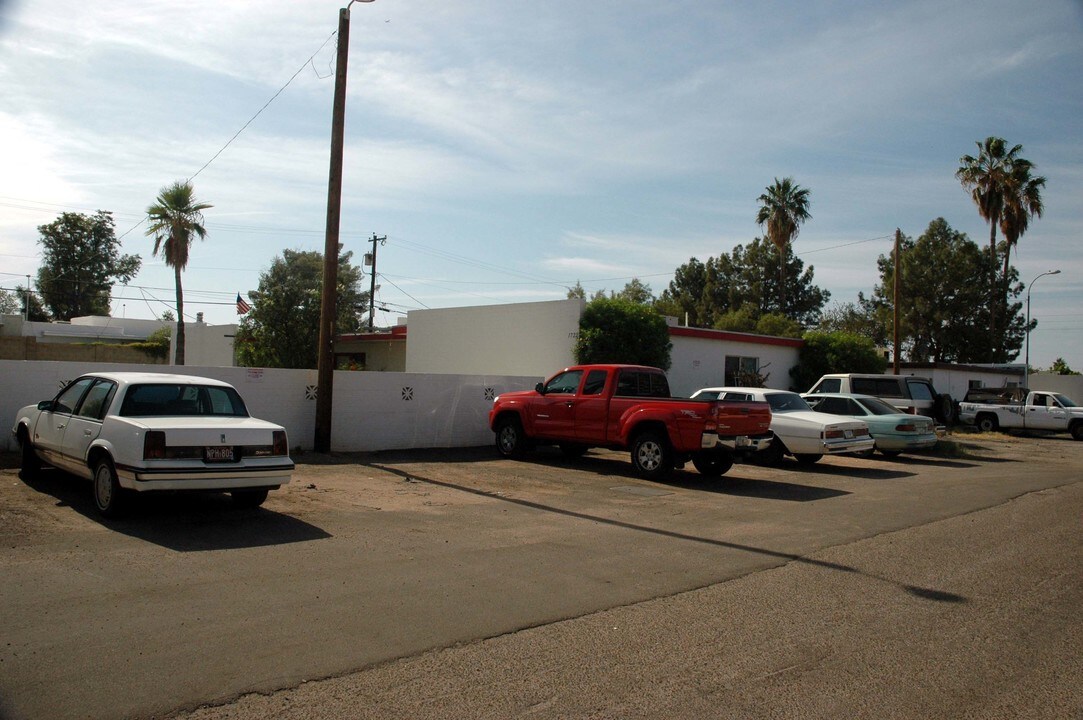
[1,360,537,453]
[667,331,802,396]
[406,298,584,376]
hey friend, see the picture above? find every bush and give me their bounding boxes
[790,331,886,391]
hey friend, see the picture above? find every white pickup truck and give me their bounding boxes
[958,389,1083,440]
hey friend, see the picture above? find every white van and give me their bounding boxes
[806,373,954,422]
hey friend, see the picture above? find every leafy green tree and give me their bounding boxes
[613,278,654,305]
[817,301,886,343]
[0,289,18,315]
[15,284,50,321]
[574,296,672,371]
[145,181,212,365]
[657,238,828,329]
[566,281,586,300]
[790,331,887,392]
[235,249,368,369]
[755,177,811,311]
[1049,358,1080,375]
[862,218,1024,362]
[129,326,172,360]
[35,211,141,320]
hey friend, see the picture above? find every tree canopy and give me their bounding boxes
[861,218,1025,363]
[789,331,887,392]
[35,211,141,321]
[574,296,672,370]
[655,237,829,330]
[756,177,811,310]
[235,249,368,369]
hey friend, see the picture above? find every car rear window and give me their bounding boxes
[119,384,249,417]
[852,378,905,398]
[615,370,670,398]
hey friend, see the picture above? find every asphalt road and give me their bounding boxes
[0,433,1080,719]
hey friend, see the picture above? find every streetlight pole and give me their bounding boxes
[314,0,375,454]
[1024,269,1060,390]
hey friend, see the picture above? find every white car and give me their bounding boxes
[12,372,294,516]
[689,387,874,464]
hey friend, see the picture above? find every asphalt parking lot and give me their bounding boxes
[1,433,1081,719]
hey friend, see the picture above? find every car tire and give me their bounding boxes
[976,415,998,433]
[935,394,956,424]
[93,458,128,518]
[19,432,40,480]
[1071,423,1083,441]
[630,431,673,480]
[231,489,269,509]
[880,449,902,458]
[759,435,787,466]
[691,452,734,477]
[495,416,529,458]
[794,453,822,465]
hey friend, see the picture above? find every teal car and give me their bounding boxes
[801,393,937,457]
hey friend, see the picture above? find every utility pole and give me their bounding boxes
[315,0,374,454]
[892,228,902,375]
[366,233,386,331]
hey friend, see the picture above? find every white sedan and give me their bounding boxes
[689,387,874,464]
[11,372,294,516]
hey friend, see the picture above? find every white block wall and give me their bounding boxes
[1,360,539,454]
[406,298,583,377]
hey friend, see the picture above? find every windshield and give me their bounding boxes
[766,392,812,413]
[1054,394,1078,408]
[857,396,903,416]
[119,384,250,417]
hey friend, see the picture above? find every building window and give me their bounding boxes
[724,356,759,386]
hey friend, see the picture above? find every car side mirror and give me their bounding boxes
[37,400,55,411]
[534,383,545,394]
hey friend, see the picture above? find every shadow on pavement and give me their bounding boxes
[18,467,332,553]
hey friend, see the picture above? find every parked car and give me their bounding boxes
[489,365,773,479]
[688,387,874,464]
[11,372,294,517]
[802,392,938,457]
[806,373,954,423]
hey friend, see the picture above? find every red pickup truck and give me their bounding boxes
[488,364,773,479]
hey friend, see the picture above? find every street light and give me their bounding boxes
[314,0,376,454]
[1024,269,1061,389]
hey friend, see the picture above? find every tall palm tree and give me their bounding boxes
[999,161,1045,296]
[955,136,1027,352]
[145,181,212,365]
[755,177,811,313]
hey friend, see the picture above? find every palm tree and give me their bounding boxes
[999,161,1045,296]
[955,137,1027,352]
[145,181,212,365]
[755,177,811,313]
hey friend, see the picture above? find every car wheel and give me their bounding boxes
[794,453,822,465]
[1071,423,1083,441]
[759,435,787,466]
[692,452,734,477]
[559,443,588,459]
[19,433,40,479]
[976,415,998,433]
[93,459,128,518]
[935,394,956,424]
[232,489,269,509]
[879,449,902,458]
[630,431,673,480]
[495,416,529,458]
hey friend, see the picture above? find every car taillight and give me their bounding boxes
[144,431,166,460]
[273,430,288,456]
[824,429,845,439]
[896,424,917,432]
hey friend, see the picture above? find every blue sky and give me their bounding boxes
[1,0,1081,368]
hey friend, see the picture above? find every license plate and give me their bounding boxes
[735,436,750,447]
[205,446,235,462]
[844,429,853,439]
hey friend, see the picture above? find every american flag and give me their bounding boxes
[236,293,252,314]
